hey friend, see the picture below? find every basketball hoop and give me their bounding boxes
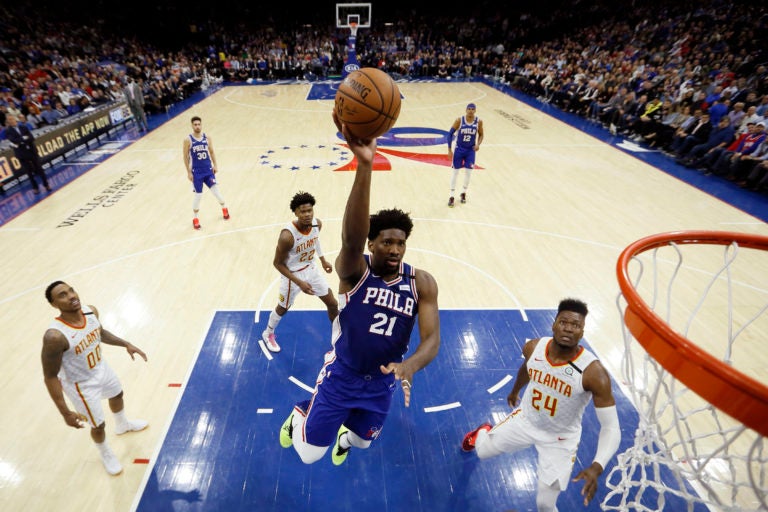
[602,231,768,511]
[349,21,358,37]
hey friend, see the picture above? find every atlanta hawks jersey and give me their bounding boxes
[48,305,103,383]
[519,337,598,436]
[285,219,321,272]
[331,255,419,375]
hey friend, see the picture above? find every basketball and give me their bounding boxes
[334,68,401,139]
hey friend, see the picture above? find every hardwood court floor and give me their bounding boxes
[1,81,766,511]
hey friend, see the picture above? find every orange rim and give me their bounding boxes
[617,230,768,437]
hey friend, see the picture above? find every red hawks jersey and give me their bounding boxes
[519,337,598,436]
[48,305,103,383]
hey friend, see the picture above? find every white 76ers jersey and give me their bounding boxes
[48,305,104,383]
[285,219,321,272]
[520,337,597,436]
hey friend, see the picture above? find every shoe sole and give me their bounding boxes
[116,423,149,435]
[280,413,293,448]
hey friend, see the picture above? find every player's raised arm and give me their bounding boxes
[332,110,377,284]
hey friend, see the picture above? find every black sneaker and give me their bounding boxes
[460,192,466,203]
[448,196,455,207]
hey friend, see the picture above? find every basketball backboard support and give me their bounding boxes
[336,3,371,28]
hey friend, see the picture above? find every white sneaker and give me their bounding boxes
[115,419,149,435]
[262,331,281,353]
[100,447,123,475]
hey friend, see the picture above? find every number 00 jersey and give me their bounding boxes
[520,337,598,436]
[331,255,419,376]
[48,305,103,383]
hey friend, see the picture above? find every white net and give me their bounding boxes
[601,232,768,512]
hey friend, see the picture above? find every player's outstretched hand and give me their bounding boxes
[572,462,603,505]
[332,110,377,166]
[380,363,413,407]
[126,342,148,362]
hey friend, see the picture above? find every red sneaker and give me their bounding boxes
[193,218,201,230]
[222,207,230,220]
[462,423,491,452]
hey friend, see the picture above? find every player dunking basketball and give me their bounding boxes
[462,298,621,511]
[278,111,441,466]
[448,103,484,207]
[183,115,230,229]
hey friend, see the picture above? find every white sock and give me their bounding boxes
[95,441,112,456]
[338,432,350,450]
[114,409,128,428]
[266,310,282,333]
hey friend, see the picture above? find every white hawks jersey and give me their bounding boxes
[285,219,321,272]
[48,305,103,383]
[519,337,598,436]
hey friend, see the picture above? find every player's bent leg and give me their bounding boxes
[474,427,505,459]
[535,479,562,512]
[290,405,330,464]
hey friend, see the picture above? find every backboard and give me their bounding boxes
[336,3,371,28]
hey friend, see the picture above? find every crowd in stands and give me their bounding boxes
[1,1,767,193]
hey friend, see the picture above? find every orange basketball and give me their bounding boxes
[334,68,401,139]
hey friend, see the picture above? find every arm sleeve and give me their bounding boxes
[593,405,621,470]
[447,127,456,150]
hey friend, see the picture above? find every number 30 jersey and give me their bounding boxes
[48,305,103,384]
[520,337,597,436]
[331,255,419,376]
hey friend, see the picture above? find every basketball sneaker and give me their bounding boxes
[280,412,293,448]
[99,445,123,476]
[193,218,201,230]
[332,425,351,465]
[222,207,230,220]
[115,419,149,435]
[462,422,492,452]
[448,196,455,208]
[262,331,281,353]
[460,192,467,204]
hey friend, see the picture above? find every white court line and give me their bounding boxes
[487,375,513,394]
[289,376,314,393]
[424,402,461,413]
[257,408,273,414]
[258,339,275,360]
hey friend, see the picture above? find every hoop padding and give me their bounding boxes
[617,230,768,437]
